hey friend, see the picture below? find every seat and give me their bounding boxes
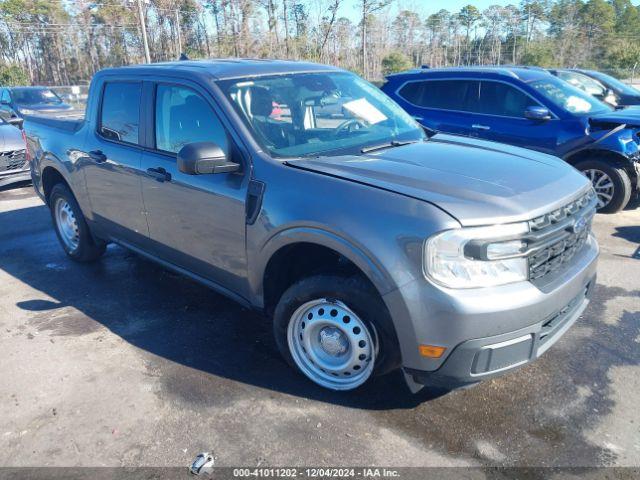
[248,87,290,148]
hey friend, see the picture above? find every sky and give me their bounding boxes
[334,0,640,23]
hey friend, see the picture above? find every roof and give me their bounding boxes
[98,58,344,81]
[386,65,553,83]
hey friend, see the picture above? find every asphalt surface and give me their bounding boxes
[0,183,638,469]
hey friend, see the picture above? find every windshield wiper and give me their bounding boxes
[360,140,419,154]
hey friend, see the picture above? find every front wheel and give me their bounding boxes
[575,159,632,213]
[273,275,400,391]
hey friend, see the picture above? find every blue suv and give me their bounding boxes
[382,66,640,212]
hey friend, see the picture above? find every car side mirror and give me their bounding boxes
[7,117,23,129]
[177,141,239,175]
[524,106,551,121]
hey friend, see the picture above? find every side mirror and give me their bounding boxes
[177,141,239,175]
[7,117,23,128]
[524,106,552,121]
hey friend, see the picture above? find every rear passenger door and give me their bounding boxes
[139,81,249,293]
[82,80,149,244]
[395,79,480,137]
[471,80,560,154]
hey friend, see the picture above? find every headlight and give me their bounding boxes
[424,223,529,289]
[18,108,36,115]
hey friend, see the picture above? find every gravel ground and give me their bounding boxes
[0,184,638,470]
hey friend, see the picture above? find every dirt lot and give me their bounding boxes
[0,184,638,469]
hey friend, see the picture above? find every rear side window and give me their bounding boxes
[398,79,479,112]
[99,82,141,144]
[154,84,228,154]
[478,81,539,117]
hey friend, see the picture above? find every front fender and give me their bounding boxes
[566,126,640,168]
[249,224,397,307]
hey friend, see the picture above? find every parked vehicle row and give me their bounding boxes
[24,59,598,393]
[381,66,640,213]
[0,86,76,128]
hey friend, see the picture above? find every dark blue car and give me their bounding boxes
[381,66,640,212]
[0,86,73,126]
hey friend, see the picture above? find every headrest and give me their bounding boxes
[249,87,273,117]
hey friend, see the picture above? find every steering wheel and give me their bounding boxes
[333,118,368,136]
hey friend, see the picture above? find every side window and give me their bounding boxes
[155,84,228,154]
[399,80,480,112]
[478,81,539,117]
[398,82,425,105]
[99,82,141,144]
[1,89,10,103]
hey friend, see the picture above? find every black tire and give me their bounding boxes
[273,274,401,390]
[574,159,632,213]
[49,183,106,262]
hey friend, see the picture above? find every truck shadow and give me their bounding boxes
[1,203,444,410]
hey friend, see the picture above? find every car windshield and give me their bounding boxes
[556,71,606,96]
[219,72,424,158]
[587,71,640,96]
[529,77,612,115]
[12,88,63,106]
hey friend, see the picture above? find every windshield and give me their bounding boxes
[556,71,606,96]
[529,77,612,115]
[587,71,640,96]
[11,88,63,106]
[219,72,424,158]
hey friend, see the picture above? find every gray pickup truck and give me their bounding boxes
[25,60,599,393]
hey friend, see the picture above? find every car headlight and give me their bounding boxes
[424,223,529,289]
[18,108,36,115]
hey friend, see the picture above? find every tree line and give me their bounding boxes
[1,0,639,86]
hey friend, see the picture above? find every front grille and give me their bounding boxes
[0,149,27,172]
[526,189,597,282]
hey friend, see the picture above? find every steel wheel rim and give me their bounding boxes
[54,198,80,251]
[584,169,614,209]
[287,298,376,390]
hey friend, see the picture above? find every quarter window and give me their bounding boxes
[99,82,142,144]
[154,85,228,154]
[478,81,540,117]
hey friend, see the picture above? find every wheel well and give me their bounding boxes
[262,243,376,316]
[565,149,629,168]
[41,167,69,204]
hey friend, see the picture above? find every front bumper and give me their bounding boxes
[383,234,599,389]
[0,168,31,187]
[404,276,595,389]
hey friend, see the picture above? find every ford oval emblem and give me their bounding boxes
[573,217,587,233]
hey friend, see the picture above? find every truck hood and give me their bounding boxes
[0,123,25,151]
[589,106,640,128]
[288,134,591,226]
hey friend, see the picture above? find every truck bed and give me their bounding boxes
[23,112,85,134]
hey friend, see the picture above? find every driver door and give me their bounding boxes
[139,81,249,292]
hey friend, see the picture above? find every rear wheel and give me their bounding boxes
[273,275,400,391]
[574,159,632,213]
[49,183,105,262]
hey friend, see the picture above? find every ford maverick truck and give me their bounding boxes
[25,60,598,392]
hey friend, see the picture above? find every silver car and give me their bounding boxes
[0,119,29,187]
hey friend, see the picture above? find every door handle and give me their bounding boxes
[471,124,490,131]
[88,150,107,163]
[147,167,171,183]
